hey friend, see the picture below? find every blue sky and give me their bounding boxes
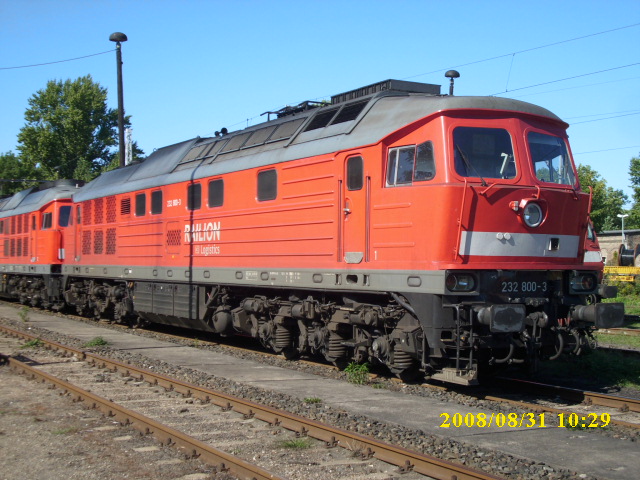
[1,1,639,209]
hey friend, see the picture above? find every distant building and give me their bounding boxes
[597,229,640,266]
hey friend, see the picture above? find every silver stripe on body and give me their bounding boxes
[459,231,579,258]
[583,250,603,264]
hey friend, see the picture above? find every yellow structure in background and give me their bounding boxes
[604,266,640,282]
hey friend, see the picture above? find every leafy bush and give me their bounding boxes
[279,438,312,449]
[20,339,43,349]
[344,362,370,385]
[82,336,108,347]
[18,307,29,322]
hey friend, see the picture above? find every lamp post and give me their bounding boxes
[445,70,460,96]
[109,32,128,167]
[617,213,629,247]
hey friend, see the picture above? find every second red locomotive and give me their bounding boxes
[0,180,80,309]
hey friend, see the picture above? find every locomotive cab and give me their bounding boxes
[413,103,625,383]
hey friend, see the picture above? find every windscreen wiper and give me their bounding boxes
[456,144,487,187]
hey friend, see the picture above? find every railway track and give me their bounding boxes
[486,377,640,430]
[3,304,640,433]
[3,304,640,479]
[0,324,501,480]
[130,320,640,431]
[5,356,276,480]
[597,327,640,337]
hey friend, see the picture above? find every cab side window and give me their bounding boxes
[208,179,224,207]
[188,183,202,210]
[41,212,52,230]
[386,141,435,186]
[151,190,163,215]
[59,206,72,227]
[347,156,363,191]
[257,169,277,201]
[414,142,436,181]
[135,193,146,217]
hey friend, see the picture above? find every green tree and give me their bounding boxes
[577,164,627,232]
[0,151,40,196]
[628,153,640,228]
[16,75,138,182]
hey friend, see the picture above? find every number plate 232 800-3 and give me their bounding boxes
[497,274,549,296]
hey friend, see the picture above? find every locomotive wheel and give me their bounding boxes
[281,347,300,360]
[332,357,350,370]
[76,304,92,317]
[562,329,581,355]
[393,365,421,383]
[517,354,539,376]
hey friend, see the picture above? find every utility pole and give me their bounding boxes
[109,32,128,168]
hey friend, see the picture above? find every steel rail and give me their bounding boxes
[423,380,640,431]
[5,356,281,480]
[0,324,501,480]
[598,328,640,337]
[490,377,640,424]
[480,394,640,430]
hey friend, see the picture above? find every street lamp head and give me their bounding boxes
[109,32,128,43]
[445,70,460,96]
[617,214,629,219]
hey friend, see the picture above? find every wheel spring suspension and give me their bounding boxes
[327,333,346,360]
[392,347,413,370]
[274,323,291,350]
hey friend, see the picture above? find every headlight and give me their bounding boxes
[569,272,597,293]
[446,272,477,292]
[523,202,543,227]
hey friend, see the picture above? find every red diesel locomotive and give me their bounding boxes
[2,78,624,384]
[0,180,80,309]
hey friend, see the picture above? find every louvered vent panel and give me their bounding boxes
[94,230,103,255]
[83,202,92,226]
[120,197,131,216]
[106,228,116,255]
[82,231,91,255]
[106,196,116,223]
[94,198,104,225]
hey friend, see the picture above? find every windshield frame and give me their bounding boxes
[452,125,518,182]
[526,129,577,188]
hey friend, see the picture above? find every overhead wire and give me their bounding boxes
[508,76,640,98]
[402,22,640,81]
[490,62,640,96]
[0,49,115,70]
[566,109,640,119]
[570,111,640,124]
[574,146,640,155]
[2,22,638,145]
[223,23,640,133]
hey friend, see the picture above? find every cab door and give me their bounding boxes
[74,205,83,261]
[341,155,369,264]
[29,214,38,261]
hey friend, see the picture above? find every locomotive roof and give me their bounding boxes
[74,80,565,203]
[0,180,82,218]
